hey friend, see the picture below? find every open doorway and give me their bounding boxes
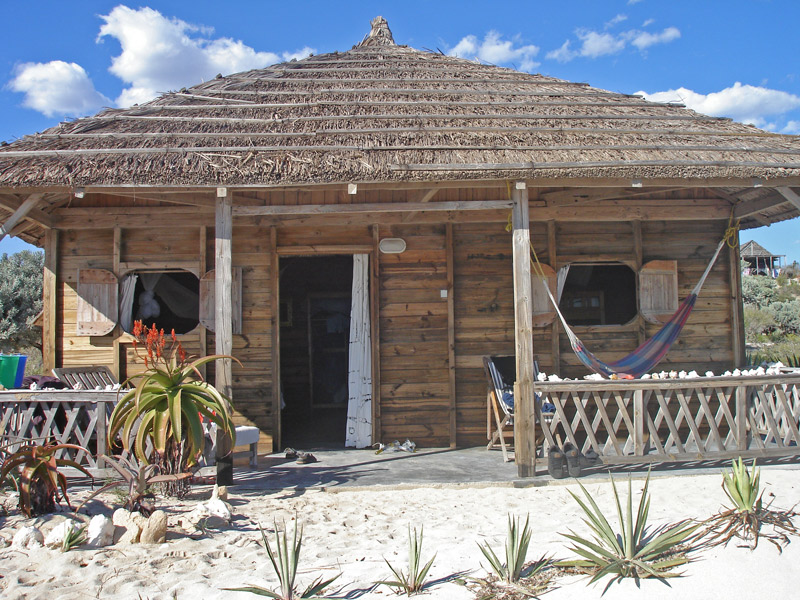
[279,255,353,448]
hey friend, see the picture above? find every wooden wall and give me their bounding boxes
[50,188,738,451]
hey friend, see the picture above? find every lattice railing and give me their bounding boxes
[534,375,800,463]
[0,390,119,470]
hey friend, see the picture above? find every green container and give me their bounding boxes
[0,354,27,389]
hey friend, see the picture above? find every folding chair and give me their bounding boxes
[53,365,117,390]
[484,355,552,462]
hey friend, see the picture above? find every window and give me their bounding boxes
[121,271,200,334]
[558,264,637,326]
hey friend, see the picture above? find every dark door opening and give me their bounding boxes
[279,255,353,449]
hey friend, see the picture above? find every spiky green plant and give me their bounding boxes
[61,522,87,552]
[704,458,799,551]
[559,473,700,590]
[378,526,436,595]
[0,441,92,516]
[224,520,339,599]
[477,514,534,583]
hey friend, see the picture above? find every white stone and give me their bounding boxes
[44,519,80,548]
[86,514,115,548]
[732,369,742,376]
[211,484,228,501]
[687,370,700,378]
[537,372,547,381]
[113,508,144,544]
[12,526,44,549]
[140,510,168,544]
[179,497,233,533]
[705,371,715,378]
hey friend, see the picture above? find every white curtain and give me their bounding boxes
[345,254,372,448]
[557,265,571,302]
[119,274,138,332]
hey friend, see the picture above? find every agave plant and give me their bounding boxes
[478,514,534,583]
[378,526,436,596]
[559,473,700,590]
[0,441,92,517]
[77,454,191,516]
[61,522,88,552]
[224,520,339,599]
[704,458,799,551]
[108,321,239,489]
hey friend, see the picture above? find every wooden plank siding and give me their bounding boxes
[49,188,739,452]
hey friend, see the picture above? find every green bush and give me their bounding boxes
[767,300,800,334]
[741,275,777,308]
[744,304,776,341]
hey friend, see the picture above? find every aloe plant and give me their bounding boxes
[61,522,88,552]
[704,458,799,551]
[477,514,534,583]
[559,473,700,589]
[0,441,92,516]
[224,520,339,599]
[378,526,436,595]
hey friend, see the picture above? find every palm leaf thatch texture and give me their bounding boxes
[1,16,799,246]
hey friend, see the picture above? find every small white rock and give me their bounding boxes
[86,514,115,548]
[537,372,547,382]
[140,510,168,544]
[12,526,44,549]
[732,369,742,377]
[687,370,699,378]
[705,371,715,378]
[547,374,562,382]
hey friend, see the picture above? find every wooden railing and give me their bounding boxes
[0,390,119,470]
[535,375,800,463]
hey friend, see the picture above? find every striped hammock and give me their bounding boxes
[541,239,727,379]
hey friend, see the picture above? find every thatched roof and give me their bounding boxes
[741,240,782,259]
[1,15,799,241]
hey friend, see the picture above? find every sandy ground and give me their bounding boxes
[1,467,799,600]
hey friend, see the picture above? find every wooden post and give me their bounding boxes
[512,181,536,477]
[728,229,746,368]
[215,188,234,484]
[269,227,281,452]
[736,385,748,451]
[446,223,457,448]
[546,220,560,374]
[42,229,58,374]
[0,194,42,243]
[633,389,645,456]
[632,220,646,347]
[198,225,208,379]
[112,227,122,381]
[370,225,382,444]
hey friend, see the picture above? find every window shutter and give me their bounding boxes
[199,267,242,334]
[76,269,118,336]
[531,263,557,327]
[639,260,678,324]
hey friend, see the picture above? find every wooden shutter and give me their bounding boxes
[531,263,557,327]
[76,269,118,336]
[199,267,242,334]
[639,260,678,324]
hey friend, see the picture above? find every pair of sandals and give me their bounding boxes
[547,443,599,478]
[284,448,318,464]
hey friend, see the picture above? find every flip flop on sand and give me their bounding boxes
[284,448,298,459]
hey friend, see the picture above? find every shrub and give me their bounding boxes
[743,304,776,341]
[767,300,800,334]
[741,275,777,308]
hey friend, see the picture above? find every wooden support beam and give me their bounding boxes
[733,193,789,219]
[446,224,457,448]
[214,187,234,484]
[777,186,800,211]
[233,199,512,217]
[512,182,536,477]
[729,229,746,368]
[632,220,646,347]
[402,188,440,222]
[546,220,560,375]
[370,225,382,445]
[112,227,122,381]
[198,226,208,380]
[0,194,44,242]
[0,193,54,229]
[270,227,281,452]
[42,230,58,374]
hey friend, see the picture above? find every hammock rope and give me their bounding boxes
[508,193,739,379]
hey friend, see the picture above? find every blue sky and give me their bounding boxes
[1,0,798,263]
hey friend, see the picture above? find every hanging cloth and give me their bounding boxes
[119,273,138,333]
[345,254,373,448]
[540,238,728,379]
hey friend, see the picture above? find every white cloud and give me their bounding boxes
[606,14,628,28]
[577,30,627,58]
[9,60,110,117]
[782,120,800,134]
[98,5,314,107]
[547,24,680,63]
[636,82,800,127]
[642,18,655,27]
[630,27,681,50]
[448,31,540,71]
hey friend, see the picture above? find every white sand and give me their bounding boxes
[1,467,799,599]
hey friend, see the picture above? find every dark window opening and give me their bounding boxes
[127,271,200,334]
[559,264,636,326]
